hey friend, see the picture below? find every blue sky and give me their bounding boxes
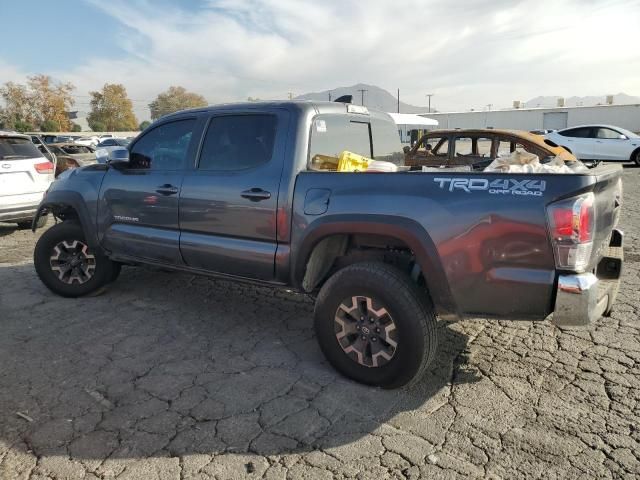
[1,0,639,121]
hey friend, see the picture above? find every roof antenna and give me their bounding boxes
[334,95,353,104]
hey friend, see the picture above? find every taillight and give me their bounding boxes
[34,161,55,174]
[547,193,595,271]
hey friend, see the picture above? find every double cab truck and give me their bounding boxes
[32,101,624,388]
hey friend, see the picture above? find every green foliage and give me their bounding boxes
[149,86,207,120]
[13,120,34,132]
[88,83,138,131]
[139,120,152,131]
[40,119,58,132]
[71,123,82,132]
[90,120,106,132]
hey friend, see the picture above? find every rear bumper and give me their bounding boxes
[0,205,39,223]
[553,229,624,327]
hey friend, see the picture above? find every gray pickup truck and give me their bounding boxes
[32,101,624,388]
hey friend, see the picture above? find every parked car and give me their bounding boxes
[95,138,132,163]
[32,101,624,388]
[405,129,577,168]
[545,125,640,165]
[47,143,98,176]
[74,136,100,147]
[0,131,54,228]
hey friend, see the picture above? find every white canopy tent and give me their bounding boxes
[387,113,439,145]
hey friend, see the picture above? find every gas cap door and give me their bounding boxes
[304,188,331,215]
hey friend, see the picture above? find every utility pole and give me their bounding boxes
[357,88,368,106]
[287,92,294,100]
[328,91,332,101]
[397,89,400,113]
[426,93,434,113]
[486,103,493,111]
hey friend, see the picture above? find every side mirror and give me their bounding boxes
[107,147,130,166]
[403,146,410,154]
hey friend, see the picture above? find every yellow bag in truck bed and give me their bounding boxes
[337,151,372,172]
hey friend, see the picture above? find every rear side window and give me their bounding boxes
[309,115,372,170]
[560,127,592,138]
[198,115,277,171]
[129,119,195,170]
[0,137,44,160]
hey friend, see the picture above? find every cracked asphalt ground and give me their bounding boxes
[1,168,639,480]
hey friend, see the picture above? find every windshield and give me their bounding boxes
[115,138,131,146]
[0,137,44,160]
[616,127,639,138]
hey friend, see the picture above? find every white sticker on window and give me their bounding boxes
[315,119,327,133]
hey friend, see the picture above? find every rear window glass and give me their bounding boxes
[0,137,44,160]
[309,115,372,170]
[370,117,405,165]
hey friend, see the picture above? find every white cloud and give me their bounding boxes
[2,0,639,119]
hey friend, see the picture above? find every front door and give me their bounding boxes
[98,117,200,265]
[593,127,629,160]
[179,111,289,280]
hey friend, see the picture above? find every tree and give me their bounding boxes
[0,81,36,130]
[87,83,138,131]
[149,86,207,120]
[139,120,151,131]
[71,123,82,132]
[28,74,75,131]
[0,75,75,131]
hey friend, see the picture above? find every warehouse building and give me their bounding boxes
[424,103,640,133]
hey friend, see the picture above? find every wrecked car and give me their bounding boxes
[405,128,577,169]
[47,143,98,177]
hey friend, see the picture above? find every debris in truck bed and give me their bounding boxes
[483,151,581,174]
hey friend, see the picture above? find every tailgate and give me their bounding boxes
[589,164,623,268]
[0,157,50,197]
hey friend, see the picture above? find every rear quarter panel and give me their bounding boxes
[292,170,601,320]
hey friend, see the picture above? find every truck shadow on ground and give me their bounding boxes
[0,263,481,461]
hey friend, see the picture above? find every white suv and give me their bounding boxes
[0,132,55,228]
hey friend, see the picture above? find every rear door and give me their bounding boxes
[98,117,201,265]
[557,127,597,159]
[179,110,289,280]
[0,136,54,209]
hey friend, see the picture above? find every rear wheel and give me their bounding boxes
[314,262,438,389]
[34,221,118,297]
[632,149,640,167]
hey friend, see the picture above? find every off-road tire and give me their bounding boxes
[314,262,438,389]
[34,221,117,297]
[17,215,47,230]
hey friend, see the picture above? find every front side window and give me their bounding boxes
[596,128,622,139]
[129,119,195,170]
[198,115,277,171]
[422,136,449,157]
[309,115,372,170]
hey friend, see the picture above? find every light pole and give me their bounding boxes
[426,93,434,113]
[357,89,368,106]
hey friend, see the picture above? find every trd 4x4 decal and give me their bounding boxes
[433,177,546,196]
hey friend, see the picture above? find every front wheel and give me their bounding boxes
[34,222,118,297]
[314,262,438,389]
[632,150,640,167]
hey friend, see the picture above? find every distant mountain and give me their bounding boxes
[295,83,431,114]
[524,93,640,108]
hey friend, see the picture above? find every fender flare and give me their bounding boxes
[292,213,459,319]
[33,190,104,254]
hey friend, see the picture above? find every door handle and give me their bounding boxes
[155,184,179,195]
[241,188,271,201]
